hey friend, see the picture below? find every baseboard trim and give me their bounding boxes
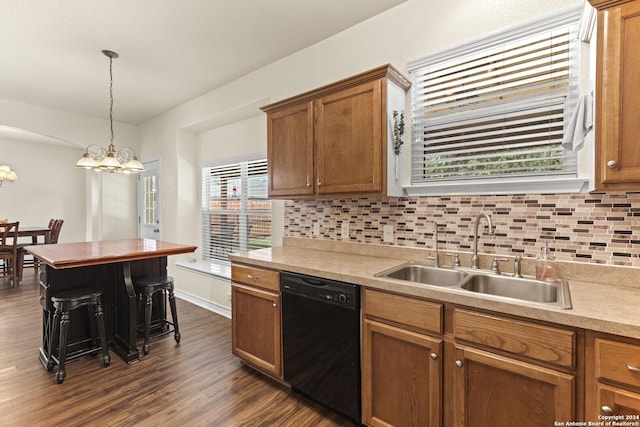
[174,289,231,319]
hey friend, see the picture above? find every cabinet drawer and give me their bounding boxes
[231,264,280,292]
[596,338,640,389]
[363,289,442,334]
[454,309,575,369]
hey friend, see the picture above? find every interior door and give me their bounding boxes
[137,160,160,240]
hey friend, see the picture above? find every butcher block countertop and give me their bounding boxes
[230,237,640,340]
[26,238,197,269]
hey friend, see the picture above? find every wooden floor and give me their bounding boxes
[0,271,355,427]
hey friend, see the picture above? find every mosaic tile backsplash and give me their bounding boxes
[284,192,640,267]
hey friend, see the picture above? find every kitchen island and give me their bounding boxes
[26,238,197,366]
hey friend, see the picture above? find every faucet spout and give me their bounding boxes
[471,213,494,269]
[432,223,445,268]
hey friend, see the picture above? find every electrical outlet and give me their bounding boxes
[313,221,320,236]
[383,225,394,243]
[341,222,349,240]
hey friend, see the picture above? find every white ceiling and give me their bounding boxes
[0,0,405,126]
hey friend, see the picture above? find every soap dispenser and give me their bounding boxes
[535,242,557,281]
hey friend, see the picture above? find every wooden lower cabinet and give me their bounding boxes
[231,283,282,379]
[231,264,282,379]
[452,345,574,426]
[361,289,580,427]
[596,383,640,416]
[362,318,442,427]
[587,334,640,419]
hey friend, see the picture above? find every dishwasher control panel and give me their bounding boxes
[280,271,358,309]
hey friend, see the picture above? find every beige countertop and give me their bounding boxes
[229,237,640,340]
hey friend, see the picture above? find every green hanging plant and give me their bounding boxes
[392,110,405,156]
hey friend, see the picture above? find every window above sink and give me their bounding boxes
[405,7,591,196]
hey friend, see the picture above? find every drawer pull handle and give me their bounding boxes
[247,274,258,281]
[627,364,640,373]
[601,406,614,415]
[430,353,438,360]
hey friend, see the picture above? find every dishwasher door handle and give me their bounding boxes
[299,276,328,287]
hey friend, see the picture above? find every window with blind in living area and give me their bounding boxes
[407,8,587,195]
[202,157,271,264]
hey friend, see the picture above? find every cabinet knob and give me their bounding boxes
[317,181,322,187]
[607,160,619,169]
[455,360,463,368]
[306,182,311,187]
[430,353,438,360]
[601,406,614,416]
[272,303,277,308]
[247,274,256,280]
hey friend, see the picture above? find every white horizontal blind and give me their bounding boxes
[409,11,580,183]
[202,158,271,263]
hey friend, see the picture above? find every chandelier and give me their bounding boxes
[76,50,144,174]
[0,165,17,187]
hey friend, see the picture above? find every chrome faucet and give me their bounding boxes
[430,223,445,268]
[471,213,494,269]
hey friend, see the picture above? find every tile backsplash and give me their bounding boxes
[284,192,640,267]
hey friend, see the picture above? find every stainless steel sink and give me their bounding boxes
[459,274,572,309]
[375,262,468,287]
[375,261,572,309]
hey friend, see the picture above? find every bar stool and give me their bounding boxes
[48,288,110,384]
[134,276,181,355]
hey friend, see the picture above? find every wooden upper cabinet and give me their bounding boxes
[266,101,314,197]
[261,64,410,198]
[316,80,382,195]
[590,0,640,190]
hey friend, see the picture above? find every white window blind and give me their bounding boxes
[409,10,580,184]
[202,158,271,263]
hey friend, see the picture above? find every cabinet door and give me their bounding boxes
[452,346,574,427]
[362,319,442,427]
[596,383,640,416]
[595,0,640,190]
[316,80,383,195]
[266,101,314,197]
[231,283,282,378]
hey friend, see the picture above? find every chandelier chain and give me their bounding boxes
[109,55,114,144]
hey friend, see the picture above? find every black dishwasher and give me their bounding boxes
[280,271,361,424]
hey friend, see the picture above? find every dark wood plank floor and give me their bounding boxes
[0,271,355,427]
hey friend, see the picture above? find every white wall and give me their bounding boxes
[138,0,583,309]
[0,138,86,243]
[0,99,139,241]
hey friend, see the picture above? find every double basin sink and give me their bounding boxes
[376,262,572,309]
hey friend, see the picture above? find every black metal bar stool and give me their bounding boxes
[134,275,181,355]
[48,288,110,384]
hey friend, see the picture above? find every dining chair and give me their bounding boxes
[0,221,20,286]
[18,218,63,280]
[50,219,64,243]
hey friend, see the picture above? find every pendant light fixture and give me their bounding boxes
[76,50,144,174]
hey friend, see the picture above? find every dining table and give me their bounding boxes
[26,238,197,366]
[18,225,52,243]
[0,223,51,243]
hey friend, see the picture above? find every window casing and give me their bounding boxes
[407,8,587,194]
[202,157,271,264]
